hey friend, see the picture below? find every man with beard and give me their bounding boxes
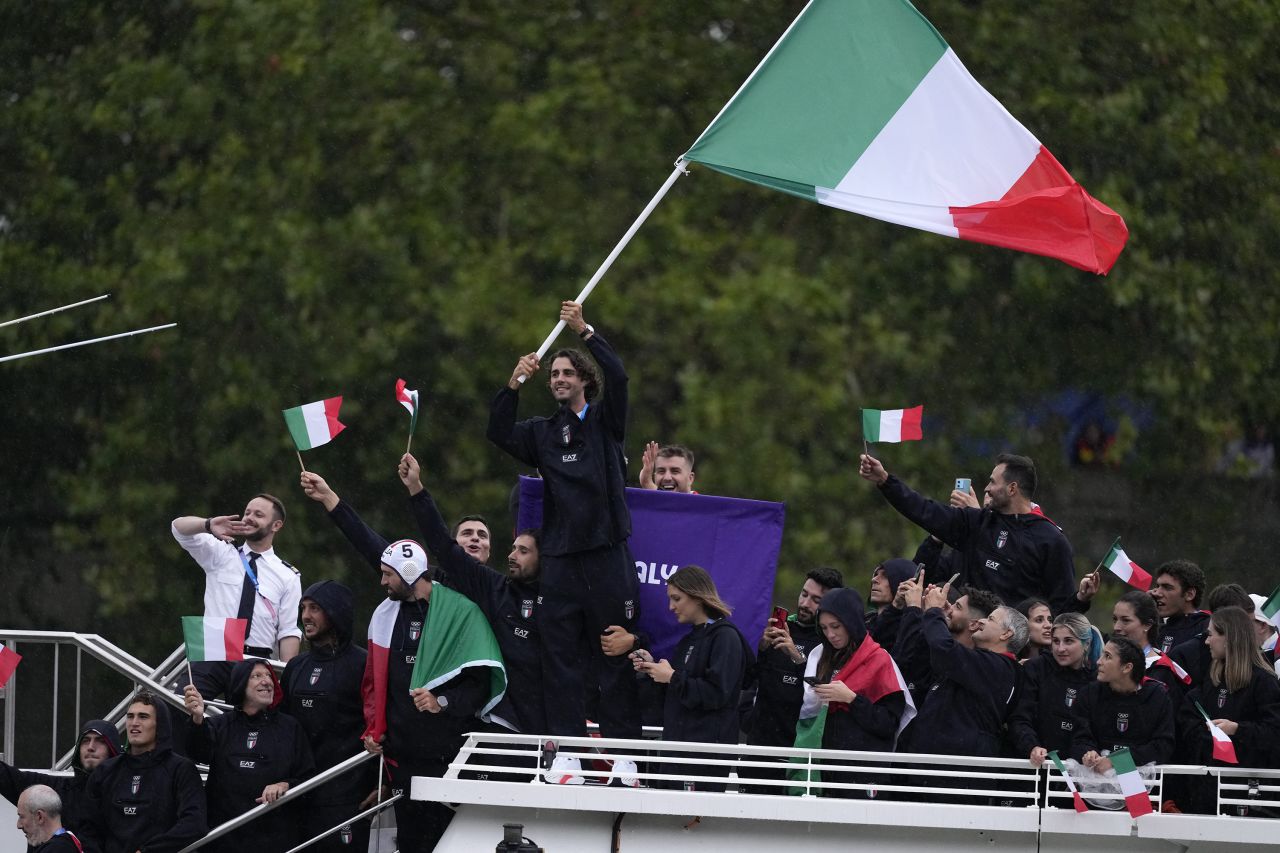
[361,540,506,852]
[892,580,1003,708]
[281,581,374,851]
[172,494,303,701]
[741,567,843,793]
[2,719,118,846]
[489,302,642,777]
[859,452,1077,615]
[638,443,697,493]
[81,692,207,853]
[15,786,82,853]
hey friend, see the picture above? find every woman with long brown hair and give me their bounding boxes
[633,565,752,791]
[1177,606,1280,813]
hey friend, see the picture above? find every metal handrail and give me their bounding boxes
[177,749,380,852]
[282,792,402,853]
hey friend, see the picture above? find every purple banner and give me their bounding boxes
[517,476,785,660]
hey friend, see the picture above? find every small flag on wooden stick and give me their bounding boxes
[395,379,420,452]
[282,396,346,470]
[862,406,923,443]
[182,616,248,663]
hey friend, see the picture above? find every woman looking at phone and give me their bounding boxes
[794,587,912,798]
[632,565,752,791]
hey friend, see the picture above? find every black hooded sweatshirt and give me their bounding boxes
[863,558,919,651]
[647,617,753,746]
[1070,679,1175,766]
[188,658,315,852]
[1,720,120,851]
[281,580,372,805]
[816,588,907,753]
[897,607,1022,758]
[487,331,631,556]
[1157,610,1211,655]
[1008,655,1096,758]
[1178,667,1280,769]
[81,708,207,853]
[878,475,1077,614]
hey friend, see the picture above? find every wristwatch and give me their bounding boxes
[579,324,595,339]
[436,695,449,710]
[204,518,213,533]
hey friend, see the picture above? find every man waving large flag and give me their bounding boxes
[683,0,1128,274]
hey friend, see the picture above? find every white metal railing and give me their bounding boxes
[436,732,1279,818]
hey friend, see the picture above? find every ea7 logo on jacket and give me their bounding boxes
[310,667,323,686]
[782,675,798,685]
[239,760,256,769]
[122,806,138,816]
[996,531,1008,550]
[514,627,529,639]
[1115,713,1130,733]
[1064,688,1077,708]
[562,453,578,463]
[130,775,141,795]
[246,731,259,749]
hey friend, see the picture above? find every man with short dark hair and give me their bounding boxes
[897,581,1026,758]
[450,515,492,564]
[1150,559,1210,653]
[2,719,118,847]
[15,785,81,852]
[742,567,843,793]
[892,582,1002,706]
[638,442,697,492]
[172,494,303,701]
[859,452,1077,614]
[488,301,642,771]
[280,581,373,852]
[81,692,207,853]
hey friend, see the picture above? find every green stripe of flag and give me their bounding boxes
[282,406,315,450]
[685,0,947,191]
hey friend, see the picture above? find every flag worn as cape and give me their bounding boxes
[362,584,508,743]
[788,635,915,794]
[683,0,1127,274]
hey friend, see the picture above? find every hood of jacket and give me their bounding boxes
[73,718,121,774]
[878,557,918,592]
[228,657,285,711]
[300,579,355,649]
[817,587,868,651]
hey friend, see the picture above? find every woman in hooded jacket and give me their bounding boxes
[798,587,911,798]
[633,565,753,791]
[184,658,315,851]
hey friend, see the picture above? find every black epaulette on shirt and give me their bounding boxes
[281,559,301,575]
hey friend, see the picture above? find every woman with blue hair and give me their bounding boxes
[1009,611,1100,766]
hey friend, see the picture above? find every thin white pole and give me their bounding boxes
[517,161,688,382]
[0,323,177,364]
[0,293,110,329]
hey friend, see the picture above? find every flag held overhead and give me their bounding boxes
[283,397,346,452]
[1101,540,1152,591]
[683,0,1128,274]
[863,406,923,443]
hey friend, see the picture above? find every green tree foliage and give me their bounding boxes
[1,1,1277,657]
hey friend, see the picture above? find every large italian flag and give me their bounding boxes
[683,0,1128,274]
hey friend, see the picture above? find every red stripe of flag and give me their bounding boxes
[899,405,924,441]
[323,396,346,440]
[223,618,248,661]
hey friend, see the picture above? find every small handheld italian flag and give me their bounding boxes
[1100,538,1152,591]
[283,396,346,469]
[182,616,247,662]
[1047,750,1089,813]
[1261,583,1280,630]
[1195,701,1239,764]
[862,406,923,443]
[1150,652,1192,686]
[395,379,420,452]
[1109,747,1153,818]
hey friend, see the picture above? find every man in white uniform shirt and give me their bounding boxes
[172,493,303,700]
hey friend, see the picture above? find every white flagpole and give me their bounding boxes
[0,293,110,330]
[518,160,688,381]
[0,323,177,364]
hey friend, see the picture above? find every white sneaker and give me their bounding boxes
[610,758,640,788]
[545,755,584,785]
